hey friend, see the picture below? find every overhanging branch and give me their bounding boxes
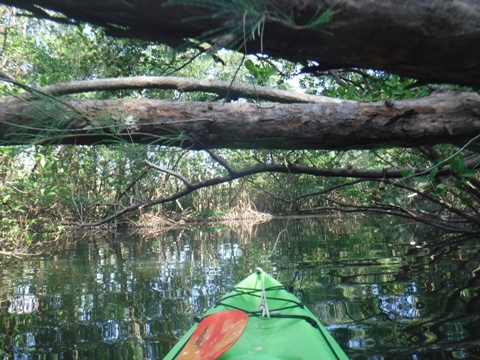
[1,91,480,150]
[145,160,191,187]
[3,0,480,85]
[76,157,479,227]
[0,76,342,104]
[320,199,475,233]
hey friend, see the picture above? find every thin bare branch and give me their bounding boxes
[206,150,236,174]
[145,160,191,187]
[387,180,480,226]
[321,199,474,233]
[295,179,367,201]
[74,160,479,229]
[0,76,344,104]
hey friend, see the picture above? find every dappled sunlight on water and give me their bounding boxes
[0,216,479,359]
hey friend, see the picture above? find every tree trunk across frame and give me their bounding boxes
[2,91,479,150]
[2,0,480,86]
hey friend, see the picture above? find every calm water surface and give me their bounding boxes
[1,216,479,359]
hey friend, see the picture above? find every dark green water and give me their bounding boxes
[1,216,479,359]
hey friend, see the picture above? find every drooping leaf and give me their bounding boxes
[400,169,413,178]
[449,156,465,172]
[428,167,438,180]
[435,183,446,196]
[415,176,429,184]
[244,59,257,76]
[460,169,477,178]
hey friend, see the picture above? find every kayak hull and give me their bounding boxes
[164,270,349,360]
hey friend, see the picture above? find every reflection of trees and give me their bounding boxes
[0,229,250,359]
[0,219,479,359]
[300,233,480,358]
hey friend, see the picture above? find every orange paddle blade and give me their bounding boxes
[177,310,249,360]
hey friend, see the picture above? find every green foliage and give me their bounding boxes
[448,156,476,179]
[164,0,334,51]
[244,59,276,85]
[0,3,479,244]
[0,9,228,100]
[305,6,334,31]
[302,72,431,102]
[193,209,228,217]
[400,169,414,178]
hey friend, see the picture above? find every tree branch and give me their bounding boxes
[321,199,475,233]
[2,91,480,150]
[74,160,480,228]
[295,179,367,201]
[145,160,192,187]
[1,76,343,104]
[206,150,236,174]
[387,180,480,226]
[5,0,480,85]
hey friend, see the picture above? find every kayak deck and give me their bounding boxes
[165,269,348,360]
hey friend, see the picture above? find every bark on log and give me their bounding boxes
[1,91,479,150]
[2,0,479,86]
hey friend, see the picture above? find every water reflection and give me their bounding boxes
[0,216,479,359]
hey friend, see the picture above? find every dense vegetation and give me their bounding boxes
[0,5,479,252]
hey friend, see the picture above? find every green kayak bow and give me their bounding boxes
[164,269,349,360]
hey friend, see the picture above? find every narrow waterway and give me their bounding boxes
[1,215,479,359]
